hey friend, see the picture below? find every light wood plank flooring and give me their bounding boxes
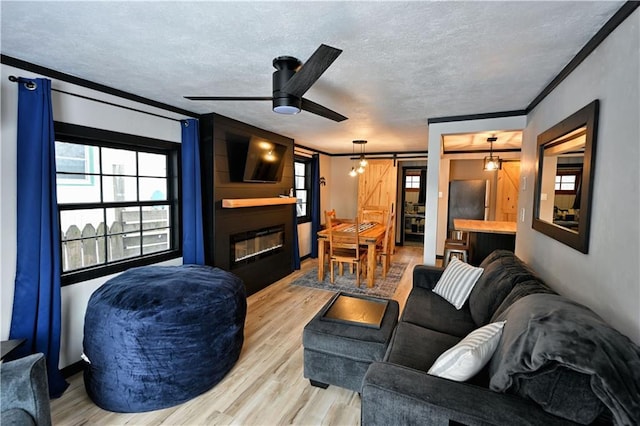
[51,245,425,425]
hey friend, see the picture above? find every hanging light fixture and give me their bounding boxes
[348,141,358,177]
[483,136,501,171]
[354,139,367,174]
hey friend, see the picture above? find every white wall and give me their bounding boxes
[0,63,189,366]
[517,10,640,344]
[425,116,527,265]
[329,156,360,219]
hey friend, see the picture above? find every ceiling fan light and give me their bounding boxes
[273,96,302,115]
[273,105,301,115]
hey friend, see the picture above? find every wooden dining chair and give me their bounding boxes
[377,211,396,278]
[328,218,368,287]
[360,205,388,224]
[325,209,353,228]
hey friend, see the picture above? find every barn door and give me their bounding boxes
[496,161,520,222]
[357,159,398,213]
[358,159,398,253]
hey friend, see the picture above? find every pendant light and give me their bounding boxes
[354,139,367,174]
[483,136,501,171]
[348,141,358,176]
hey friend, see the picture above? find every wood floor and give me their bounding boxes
[51,245,425,425]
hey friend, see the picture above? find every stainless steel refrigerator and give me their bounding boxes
[447,179,489,232]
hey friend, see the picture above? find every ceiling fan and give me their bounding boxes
[185,44,347,122]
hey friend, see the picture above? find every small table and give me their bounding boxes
[317,222,386,288]
[303,293,399,392]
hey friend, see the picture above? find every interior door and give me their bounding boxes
[496,161,520,222]
[448,179,488,231]
[357,159,397,212]
[401,167,427,244]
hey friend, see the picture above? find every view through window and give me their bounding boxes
[54,124,179,284]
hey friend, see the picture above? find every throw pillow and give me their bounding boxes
[433,257,483,309]
[428,321,506,382]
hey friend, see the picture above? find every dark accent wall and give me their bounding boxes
[199,113,295,295]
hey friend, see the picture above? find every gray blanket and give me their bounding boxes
[489,293,640,425]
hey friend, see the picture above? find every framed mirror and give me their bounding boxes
[532,100,599,253]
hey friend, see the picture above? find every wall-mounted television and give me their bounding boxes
[227,132,287,183]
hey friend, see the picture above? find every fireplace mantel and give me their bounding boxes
[222,197,297,208]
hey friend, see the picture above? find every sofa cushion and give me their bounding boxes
[468,250,542,326]
[385,322,461,373]
[401,286,477,338]
[433,257,483,310]
[428,321,505,382]
[490,279,555,322]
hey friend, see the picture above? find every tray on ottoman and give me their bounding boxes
[303,292,399,392]
[320,293,389,328]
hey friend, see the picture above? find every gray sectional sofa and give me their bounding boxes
[361,250,640,426]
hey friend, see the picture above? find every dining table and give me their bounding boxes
[317,222,387,288]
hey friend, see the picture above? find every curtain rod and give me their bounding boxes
[8,75,186,123]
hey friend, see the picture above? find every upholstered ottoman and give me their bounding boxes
[83,265,246,413]
[303,293,399,392]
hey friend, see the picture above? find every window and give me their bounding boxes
[294,158,312,223]
[405,174,421,191]
[55,123,180,285]
[554,168,581,195]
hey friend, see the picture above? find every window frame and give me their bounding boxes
[54,122,181,286]
[294,156,312,224]
[405,174,421,191]
[554,168,582,195]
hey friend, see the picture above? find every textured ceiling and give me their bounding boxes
[0,1,624,154]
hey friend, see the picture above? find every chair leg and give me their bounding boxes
[355,262,360,287]
[381,254,389,278]
[330,260,335,283]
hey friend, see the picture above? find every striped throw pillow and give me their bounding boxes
[433,257,483,309]
[428,321,506,381]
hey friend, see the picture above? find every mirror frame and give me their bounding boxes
[532,100,599,253]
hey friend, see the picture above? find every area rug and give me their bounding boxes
[291,262,408,299]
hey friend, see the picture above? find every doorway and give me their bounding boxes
[401,166,427,245]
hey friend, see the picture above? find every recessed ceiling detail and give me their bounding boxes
[442,131,522,154]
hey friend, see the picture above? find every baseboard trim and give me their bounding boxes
[61,360,85,378]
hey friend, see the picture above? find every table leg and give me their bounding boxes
[318,239,326,281]
[367,242,376,288]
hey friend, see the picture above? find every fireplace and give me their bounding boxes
[230,225,285,269]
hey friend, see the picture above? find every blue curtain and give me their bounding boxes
[9,77,69,398]
[181,119,205,265]
[310,154,321,258]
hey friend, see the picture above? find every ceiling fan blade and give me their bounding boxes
[184,96,272,101]
[281,44,342,97]
[301,98,348,122]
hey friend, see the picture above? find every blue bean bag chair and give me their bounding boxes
[83,265,246,412]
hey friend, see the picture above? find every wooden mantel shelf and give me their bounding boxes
[222,197,297,208]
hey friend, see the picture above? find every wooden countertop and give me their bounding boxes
[454,219,517,235]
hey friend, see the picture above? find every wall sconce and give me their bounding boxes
[483,136,501,171]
